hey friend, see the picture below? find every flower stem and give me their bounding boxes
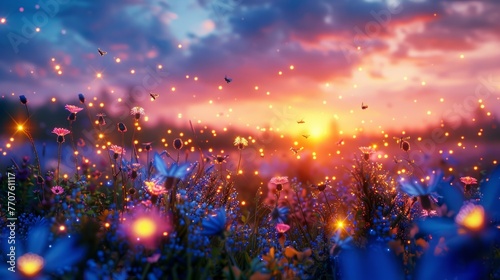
[236,150,242,175]
[23,104,43,199]
[57,143,62,185]
[323,191,334,215]
[68,121,79,178]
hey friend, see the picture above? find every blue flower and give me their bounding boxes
[415,167,500,279]
[153,152,190,186]
[269,206,289,223]
[399,171,445,210]
[0,224,85,279]
[201,208,227,236]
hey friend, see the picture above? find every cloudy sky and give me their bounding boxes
[1,0,500,142]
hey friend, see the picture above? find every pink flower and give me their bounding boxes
[109,145,125,155]
[52,128,70,136]
[52,128,71,143]
[268,176,289,191]
[276,223,290,233]
[130,106,145,116]
[65,104,83,113]
[460,176,478,185]
[130,106,145,120]
[51,186,64,195]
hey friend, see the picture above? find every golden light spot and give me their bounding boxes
[460,54,464,59]
[336,221,344,228]
[278,71,282,75]
[105,222,110,228]
[132,217,157,238]
[35,27,40,32]
[57,70,62,75]
[18,253,44,277]
[178,44,182,48]
[0,18,6,24]
[96,73,102,79]
[289,65,294,70]
[115,58,121,63]
[130,69,135,74]
[59,225,66,231]
[55,65,60,70]
[17,125,24,131]
[171,87,176,92]
[456,204,485,231]
[218,85,222,90]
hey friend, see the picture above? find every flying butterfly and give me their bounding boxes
[224,75,232,83]
[393,136,411,151]
[150,92,159,100]
[302,134,310,139]
[290,147,304,155]
[97,48,107,56]
[297,119,305,124]
[361,102,368,110]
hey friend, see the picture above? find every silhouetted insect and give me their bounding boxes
[290,147,304,155]
[362,102,368,110]
[302,134,310,139]
[297,119,305,124]
[336,139,344,146]
[393,136,411,151]
[224,75,232,83]
[150,93,159,100]
[98,48,107,56]
[393,156,401,164]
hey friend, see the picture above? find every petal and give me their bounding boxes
[43,238,85,272]
[28,226,49,255]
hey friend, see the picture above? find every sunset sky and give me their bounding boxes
[1,0,500,182]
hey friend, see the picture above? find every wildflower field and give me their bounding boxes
[1,1,500,279]
[1,92,500,280]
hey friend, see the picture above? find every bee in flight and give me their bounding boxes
[361,102,368,110]
[393,136,411,151]
[97,48,107,56]
[290,147,304,155]
[224,75,232,83]
[297,119,305,124]
[336,139,344,146]
[149,93,159,100]
[302,134,310,139]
